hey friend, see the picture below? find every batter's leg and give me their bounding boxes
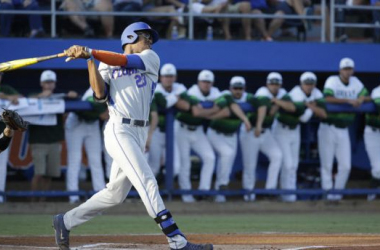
[261,131,283,190]
[192,128,216,191]
[83,124,106,193]
[334,127,351,199]
[239,127,259,201]
[148,129,164,176]
[318,124,336,192]
[65,124,85,203]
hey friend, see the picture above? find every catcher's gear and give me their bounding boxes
[1,109,28,132]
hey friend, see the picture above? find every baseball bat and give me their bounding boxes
[0,53,66,73]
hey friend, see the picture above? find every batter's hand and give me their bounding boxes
[64,45,91,61]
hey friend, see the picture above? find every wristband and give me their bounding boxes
[86,47,94,61]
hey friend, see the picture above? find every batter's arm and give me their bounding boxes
[87,59,106,100]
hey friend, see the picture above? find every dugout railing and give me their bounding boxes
[1,101,380,201]
[0,0,327,41]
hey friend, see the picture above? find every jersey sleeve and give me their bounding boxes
[153,92,167,108]
[1,85,19,95]
[372,89,380,113]
[98,62,111,84]
[137,49,160,78]
[358,87,369,97]
[150,97,158,112]
[323,77,335,97]
[214,96,228,108]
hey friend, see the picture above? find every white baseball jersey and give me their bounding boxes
[98,49,160,120]
[187,84,221,101]
[255,86,287,99]
[324,75,365,99]
[154,82,187,108]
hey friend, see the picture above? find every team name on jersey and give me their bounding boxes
[111,68,139,80]
[335,89,358,99]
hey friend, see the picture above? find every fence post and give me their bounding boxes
[330,0,335,42]
[321,0,326,42]
[165,108,175,201]
[51,0,56,38]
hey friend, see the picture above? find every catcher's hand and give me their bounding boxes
[1,109,28,132]
[64,45,91,61]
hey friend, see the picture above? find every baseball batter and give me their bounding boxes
[175,70,221,203]
[207,76,251,202]
[273,72,326,202]
[319,58,369,201]
[147,63,186,177]
[53,22,213,250]
[240,72,287,201]
[65,87,107,203]
[364,84,380,201]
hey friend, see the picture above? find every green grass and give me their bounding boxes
[1,213,380,236]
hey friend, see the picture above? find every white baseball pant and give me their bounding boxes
[102,121,113,179]
[364,126,380,179]
[148,128,180,177]
[207,128,237,189]
[64,118,187,249]
[318,123,351,197]
[273,123,300,202]
[65,115,106,203]
[0,147,10,202]
[239,126,283,195]
[175,120,216,191]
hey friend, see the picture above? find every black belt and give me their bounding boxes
[280,122,297,130]
[180,122,198,131]
[370,126,380,132]
[122,118,149,127]
[214,130,235,137]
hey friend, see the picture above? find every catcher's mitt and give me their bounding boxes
[1,109,28,132]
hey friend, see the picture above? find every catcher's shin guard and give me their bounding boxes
[155,209,185,238]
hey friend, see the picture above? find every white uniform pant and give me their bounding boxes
[364,126,380,179]
[318,123,351,190]
[0,147,10,202]
[175,120,215,191]
[102,121,113,179]
[239,126,283,192]
[273,123,300,202]
[207,128,237,189]
[64,119,187,249]
[148,128,180,177]
[65,115,106,203]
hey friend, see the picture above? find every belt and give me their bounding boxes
[280,122,297,130]
[370,126,380,132]
[180,122,198,131]
[214,130,235,137]
[323,122,347,129]
[122,118,149,127]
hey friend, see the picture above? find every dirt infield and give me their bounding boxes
[1,234,380,250]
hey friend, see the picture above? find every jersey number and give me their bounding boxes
[135,74,147,88]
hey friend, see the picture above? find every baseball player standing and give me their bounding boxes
[364,82,380,201]
[240,72,288,201]
[146,63,186,177]
[319,58,369,201]
[207,76,251,202]
[273,72,327,202]
[65,87,107,203]
[53,22,213,250]
[175,70,221,203]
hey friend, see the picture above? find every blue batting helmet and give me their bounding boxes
[121,22,159,49]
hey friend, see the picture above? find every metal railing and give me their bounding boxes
[330,2,380,42]
[0,0,327,41]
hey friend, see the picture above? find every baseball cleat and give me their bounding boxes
[53,214,70,250]
[171,242,213,250]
